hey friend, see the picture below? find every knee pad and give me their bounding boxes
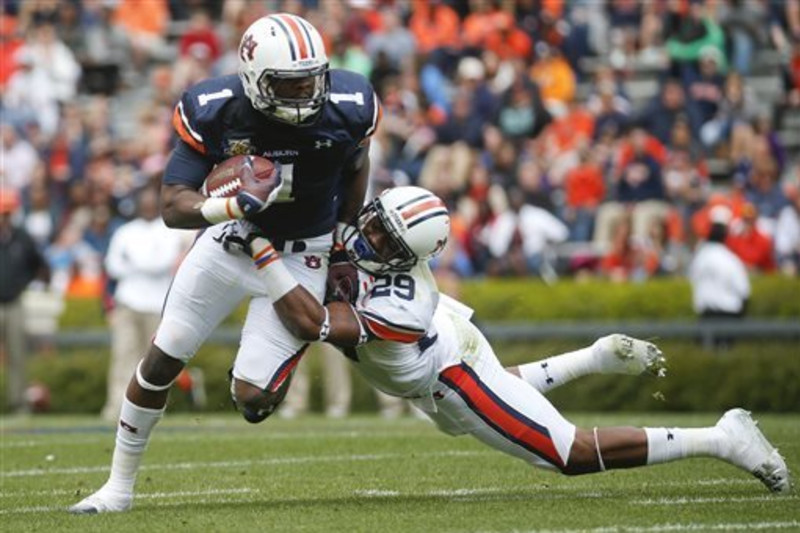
[230,376,291,424]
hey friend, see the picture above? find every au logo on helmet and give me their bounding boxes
[240,33,257,62]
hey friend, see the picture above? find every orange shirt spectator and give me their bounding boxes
[409,0,461,54]
[113,0,169,38]
[545,105,595,155]
[484,22,533,61]
[0,15,23,89]
[529,45,576,104]
[565,163,605,208]
[691,191,747,240]
[726,204,776,272]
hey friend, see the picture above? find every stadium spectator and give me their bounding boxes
[563,143,606,242]
[774,183,800,275]
[726,203,777,272]
[639,78,694,146]
[529,43,577,109]
[0,14,24,89]
[111,0,171,71]
[101,187,186,421]
[3,47,62,138]
[0,123,41,195]
[684,46,726,146]
[665,0,728,75]
[699,71,760,152]
[494,74,552,143]
[717,0,768,75]
[483,187,568,278]
[408,0,461,56]
[0,189,50,414]
[688,205,750,345]
[364,8,415,73]
[23,182,56,251]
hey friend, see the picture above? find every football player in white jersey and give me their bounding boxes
[252,185,791,491]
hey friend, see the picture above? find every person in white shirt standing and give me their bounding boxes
[689,205,751,318]
[688,205,750,349]
[102,187,186,421]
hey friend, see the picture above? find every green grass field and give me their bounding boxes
[2,413,798,532]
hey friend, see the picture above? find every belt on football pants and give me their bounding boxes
[270,238,308,253]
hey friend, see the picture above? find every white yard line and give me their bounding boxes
[1,450,485,478]
[505,521,800,533]
[633,494,799,505]
[0,430,440,448]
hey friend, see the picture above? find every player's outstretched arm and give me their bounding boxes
[250,237,368,347]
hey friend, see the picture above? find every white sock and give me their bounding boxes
[104,398,165,495]
[644,426,724,465]
[517,346,597,393]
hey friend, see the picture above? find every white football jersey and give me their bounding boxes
[349,263,463,398]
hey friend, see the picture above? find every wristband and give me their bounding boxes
[201,197,244,224]
[348,304,369,345]
[318,307,331,341]
[335,222,356,247]
[250,237,299,301]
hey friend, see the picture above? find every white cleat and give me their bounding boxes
[68,485,132,514]
[593,334,667,377]
[716,408,793,493]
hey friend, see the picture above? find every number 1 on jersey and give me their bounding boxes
[274,162,295,203]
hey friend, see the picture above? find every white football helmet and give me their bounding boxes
[344,186,450,275]
[238,14,329,125]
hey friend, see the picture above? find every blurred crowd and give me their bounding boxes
[2,0,800,306]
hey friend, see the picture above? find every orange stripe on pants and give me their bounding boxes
[439,363,564,468]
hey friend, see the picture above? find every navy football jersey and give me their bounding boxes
[167,69,381,240]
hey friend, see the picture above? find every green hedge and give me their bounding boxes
[3,340,797,414]
[459,276,800,320]
[58,276,800,328]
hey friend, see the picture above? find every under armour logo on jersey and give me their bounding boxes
[305,255,322,269]
[666,429,675,441]
[240,33,257,62]
[314,139,333,149]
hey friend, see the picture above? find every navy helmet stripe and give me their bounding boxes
[269,15,297,61]
[407,210,448,229]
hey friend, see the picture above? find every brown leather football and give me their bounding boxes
[201,155,278,198]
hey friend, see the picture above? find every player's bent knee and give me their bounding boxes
[561,428,601,476]
[231,378,290,424]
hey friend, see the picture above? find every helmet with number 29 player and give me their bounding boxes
[343,186,450,276]
[238,14,329,126]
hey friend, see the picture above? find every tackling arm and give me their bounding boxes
[250,238,367,347]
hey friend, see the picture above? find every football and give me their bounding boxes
[201,155,279,198]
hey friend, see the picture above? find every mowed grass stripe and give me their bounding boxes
[1,450,488,477]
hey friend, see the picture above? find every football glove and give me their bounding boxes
[326,248,359,305]
[235,157,282,216]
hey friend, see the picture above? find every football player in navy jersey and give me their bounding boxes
[249,185,790,495]
[70,14,381,514]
